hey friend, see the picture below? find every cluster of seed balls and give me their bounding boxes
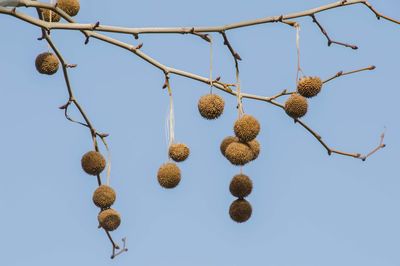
[81,151,121,232]
[157,143,190,189]
[220,115,260,223]
[35,0,81,75]
[284,76,323,119]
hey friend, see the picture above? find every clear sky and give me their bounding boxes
[0,0,399,265]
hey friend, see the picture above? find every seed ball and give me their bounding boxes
[98,208,121,231]
[220,136,239,157]
[57,0,80,17]
[35,52,59,75]
[230,174,253,198]
[297,76,323,98]
[81,151,106,176]
[247,139,260,161]
[229,199,252,223]
[225,142,253,166]
[157,163,181,189]
[93,185,116,209]
[169,143,190,162]
[234,115,260,142]
[41,9,61,22]
[198,94,225,120]
[284,93,308,119]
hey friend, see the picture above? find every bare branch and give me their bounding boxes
[310,14,358,49]
[323,65,376,84]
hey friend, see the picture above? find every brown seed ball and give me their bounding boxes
[225,142,254,166]
[198,94,225,120]
[234,115,260,142]
[98,208,121,231]
[230,174,253,198]
[284,93,308,119]
[81,151,106,176]
[35,52,59,75]
[229,199,252,223]
[220,136,239,157]
[247,139,260,161]
[41,9,61,22]
[93,185,116,209]
[169,143,190,162]
[57,0,80,17]
[157,163,181,189]
[297,76,323,98]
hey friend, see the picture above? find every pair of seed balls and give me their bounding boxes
[157,143,190,189]
[229,174,253,223]
[221,115,261,166]
[284,76,323,119]
[41,0,80,22]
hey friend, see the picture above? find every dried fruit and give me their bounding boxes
[157,163,181,189]
[41,9,61,22]
[98,208,121,231]
[234,115,260,142]
[297,76,323,98]
[220,136,239,157]
[57,0,80,17]
[198,94,225,120]
[169,143,190,162]
[229,199,252,223]
[35,52,59,75]
[93,185,116,209]
[230,174,253,198]
[284,93,308,119]
[247,139,260,161]
[225,142,253,166]
[81,151,106,176]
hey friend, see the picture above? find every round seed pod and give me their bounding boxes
[229,199,252,223]
[98,208,121,231]
[247,139,260,161]
[297,76,323,98]
[234,115,260,142]
[57,0,80,17]
[81,151,106,176]
[230,174,253,198]
[284,93,308,119]
[225,142,253,166]
[198,94,225,120]
[157,163,181,189]
[93,185,116,209]
[41,9,61,22]
[169,143,190,162]
[220,136,239,157]
[35,52,59,75]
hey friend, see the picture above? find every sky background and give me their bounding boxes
[0,0,399,265]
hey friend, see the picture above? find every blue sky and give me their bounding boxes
[0,0,399,265]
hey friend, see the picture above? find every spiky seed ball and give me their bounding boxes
[198,94,225,120]
[169,143,190,162]
[247,139,260,161]
[230,174,253,198]
[41,9,61,22]
[57,0,80,17]
[220,136,239,157]
[234,115,260,142]
[98,208,121,231]
[229,199,252,223]
[35,52,59,75]
[93,185,116,209]
[81,151,106,176]
[297,76,323,98]
[284,93,308,119]
[225,142,254,166]
[157,163,181,189]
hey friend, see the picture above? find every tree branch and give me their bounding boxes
[310,14,358,49]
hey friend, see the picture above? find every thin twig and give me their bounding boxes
[323,65,375,84]
[310,14,358,49]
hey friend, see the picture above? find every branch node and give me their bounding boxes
[93,21,100,30]
[133,33,139,39]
